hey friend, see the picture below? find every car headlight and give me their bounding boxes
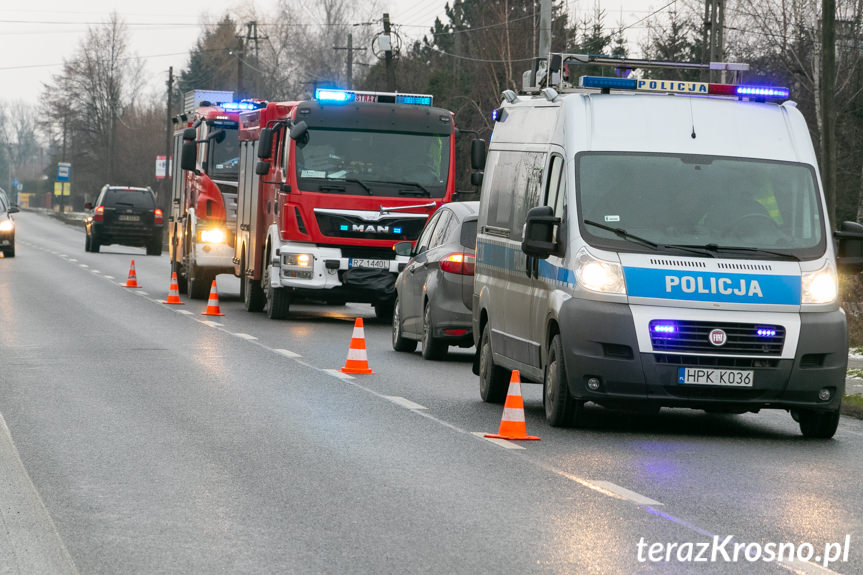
[0,220,13,232]
[574,248,626,294]
[199,228,226,244]
[801,263,837,304]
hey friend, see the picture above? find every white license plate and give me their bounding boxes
[349,258,389,269]
[678,367,754,387]
[118,215,140,222]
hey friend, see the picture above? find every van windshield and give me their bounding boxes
[576,152,826,260]
[294,128,450,198]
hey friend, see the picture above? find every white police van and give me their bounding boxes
[471,54,863,438]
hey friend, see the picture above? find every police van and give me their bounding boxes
[471,54,863,438]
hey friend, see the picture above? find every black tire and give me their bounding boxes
[544,334,584,427]
[797,408,840,439]
[188,264,213,299]
[392,296,417,352]
[147,236,162,256]
[172,259,188,293]
[374,300,394,323]
[421,301,447,360]
[478,322,509,403]
[244,274,266,312]
[264,263,291,319]
[90,231,101,253]
[84,233,91,252]
[2,244,13,258]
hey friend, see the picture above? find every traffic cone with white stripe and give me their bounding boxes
[340,317,374,374]
[484,370,540,441]
[201,280,224,316]
[161,272,184,305]
[123,259,140,288]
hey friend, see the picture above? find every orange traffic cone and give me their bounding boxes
[340,318,374,374]
[161,272,185,305]
[123,259,140,288]
[484,370,540,441]
[201,280,224,316]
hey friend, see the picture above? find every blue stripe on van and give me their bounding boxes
[477,238,576,286]
[624,267,801,305]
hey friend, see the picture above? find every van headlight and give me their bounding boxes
[0,220,13,232]
[574,249,626,294]
[801,263,837,304]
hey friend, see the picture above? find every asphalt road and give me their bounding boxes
[1,210,862,575]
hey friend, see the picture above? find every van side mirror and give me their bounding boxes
[255,160,270,176]
[470,139,486,170]
[522,205,558,259]
[181,141,197,171]
[835,221,863,273]
[258,128,273,159]
[470,172,484,187]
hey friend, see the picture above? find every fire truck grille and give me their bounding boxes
[315,213,425,241]
[649,320,785,355]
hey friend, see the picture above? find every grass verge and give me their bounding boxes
[842,394,863,419]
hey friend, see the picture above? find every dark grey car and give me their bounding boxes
[392,201,478,359]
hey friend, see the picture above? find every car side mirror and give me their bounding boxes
[290,121,309,148]
[84,202,93,210]
[7,205,19,214]
[393,241,413,257]
[522,205,558,259]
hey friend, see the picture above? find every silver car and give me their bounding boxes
[392,201,478,359]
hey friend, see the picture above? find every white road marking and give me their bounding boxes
[200,321,223,328]
[385,396,427,410]
[79,264,88,268]
[588,480,662,506]
[232,333,258,340]
[174,309,194,315]
[779,559,844,575]
[274,349,301,358]
[324,369,354,380]
[471,432,525,450]
[104,275,114,280]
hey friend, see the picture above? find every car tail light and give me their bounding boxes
[439,253,475,275]
[154,208,163,225]
[94,205,104,222]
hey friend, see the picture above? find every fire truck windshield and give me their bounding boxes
[294,128,450,198]
[210,128,240,181]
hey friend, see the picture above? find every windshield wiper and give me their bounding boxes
[396,182,431,197]
[342,178,373,195]
[693,244,801,261]
[311,178,372,195]
[583,219,715,257]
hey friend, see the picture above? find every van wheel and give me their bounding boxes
[478,323,508,403]
[421,302,447,360]
[796,408,840,439]
[392,297,417,352]
[188,264,213,299]
[244,275,266,312]
[544,334,584,427]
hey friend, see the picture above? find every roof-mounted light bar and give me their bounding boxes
[219,101,265,111]
[578,76,790,101]
[313,88,433,106]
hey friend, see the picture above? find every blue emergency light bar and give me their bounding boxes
[578,76,790,101]
[314,88,433,106]
[220,101,260,111]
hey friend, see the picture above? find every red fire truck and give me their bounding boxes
[234,88,457,319]
[171,90,264,298]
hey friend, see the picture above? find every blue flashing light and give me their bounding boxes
[393,227,402,234]
[221,101,258,111]
[736,85,790,99]
[651,322,678,335]
[396,94,432,106]
[579,76,638,90]
[756,328,777,337]
[492,108,500,121]
[316,89,354,102]
[340,225,349,231]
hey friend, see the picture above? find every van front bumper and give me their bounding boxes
[558,299,846,412]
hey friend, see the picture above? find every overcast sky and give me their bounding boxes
[0,1,657,105]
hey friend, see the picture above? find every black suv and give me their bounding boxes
[85,186,163,255]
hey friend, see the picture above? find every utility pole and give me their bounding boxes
[822,0,836,223]
[163,66,174,217]
[334,34,367,90]
[538,0,551,60]
[244,22,265,96]
[383,13,395,91]
[702,0,725,82]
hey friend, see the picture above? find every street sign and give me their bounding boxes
[53,181,70,196]
[155,155,167,179]
[57,162,71,182]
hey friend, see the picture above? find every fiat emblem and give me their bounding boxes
[709,329,727,346]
